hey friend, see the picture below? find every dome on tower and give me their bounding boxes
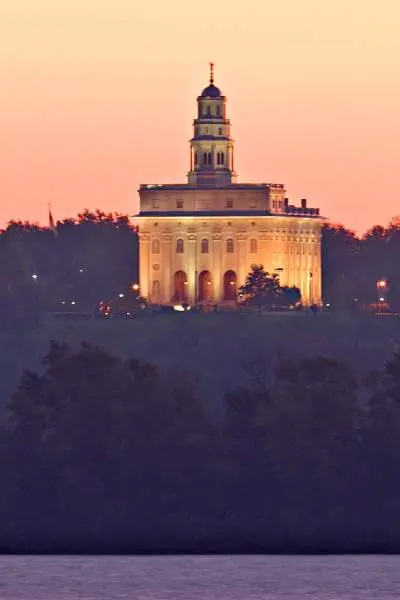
[200,83,221,98]
[200,63,222,97]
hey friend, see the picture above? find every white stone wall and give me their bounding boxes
[136,213,322,306]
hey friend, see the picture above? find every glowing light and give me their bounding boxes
[71,301,76,305]
[173,304,185,311]
[379,297,385,302]
[131,283,140,292]
[119,293,124,298]
[32,274,38,280]
[377,280,386,288]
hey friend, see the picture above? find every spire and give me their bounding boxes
[48,203,58,237]
[209,62,214,85]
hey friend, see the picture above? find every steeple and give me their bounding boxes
[209,61,214,85]
[187,65,236,186]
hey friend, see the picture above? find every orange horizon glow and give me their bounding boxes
[1,0,400,234]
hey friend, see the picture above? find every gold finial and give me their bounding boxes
[209,62,214,85]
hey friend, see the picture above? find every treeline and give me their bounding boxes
[0,210,139,326]
[323,218,400,309]
[1,340,400,553]
[1,211,400,322]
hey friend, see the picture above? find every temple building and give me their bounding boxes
[135,65,323,306]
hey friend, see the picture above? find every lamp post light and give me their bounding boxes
[131,283,139,292]
[376,279,387,314]
[32,273,38,282]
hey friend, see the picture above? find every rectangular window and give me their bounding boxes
[226,199,233,208]
[176,200,183,209]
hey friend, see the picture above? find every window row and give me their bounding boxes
[151,238,259,254]
[194,151,225,166]
[202,104,222,117]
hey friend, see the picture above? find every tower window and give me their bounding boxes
[216,105,220,116]
[206,105,211,116]
[176,238,184,254]
[218,127,223,135]
[152,239,160,254]
[226,199,233,208]
[208,152,212,165]
[226,238,234,253]
[201,238,209,253]
[176,200,183,209]
[217,152,225,165]
[194,152,198,166]
[250,238,258,254]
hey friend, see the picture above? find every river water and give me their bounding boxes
[0,555,399,599]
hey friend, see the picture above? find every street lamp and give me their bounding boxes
[376,279,387,314]
[32,273,38,281]
[131,283,139,292]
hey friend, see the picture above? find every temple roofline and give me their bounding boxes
[136,210,325,219]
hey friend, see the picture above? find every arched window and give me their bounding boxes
[220,152,224,165]
[216,105,220,116]
[206,105,211,116]
[250,238,258,254]
[152,239,160,254]
[194,151,198,166]
[176,238,184,254]
[203,152,208,164]
[201,238,209,253]
[226,238,234,253]
[208,152,212,165]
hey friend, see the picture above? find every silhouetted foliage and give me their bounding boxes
[0,211,139,328]
[2,339,400,553]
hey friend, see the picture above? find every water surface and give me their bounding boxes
[0,555,398,599]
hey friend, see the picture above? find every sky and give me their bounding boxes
[1,0,400,234]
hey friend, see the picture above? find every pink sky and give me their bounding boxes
[1,0,399,234]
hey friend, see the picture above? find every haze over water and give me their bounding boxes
[1,555,400,599]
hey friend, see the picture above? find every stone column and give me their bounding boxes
[237,232,247,287]
[139,232,150,300]
[212,232,222,302]
[187,233,197,305]
[161,233,172,303]
[259,232,269,272]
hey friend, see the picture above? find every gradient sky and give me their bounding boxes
[1,0,399,234]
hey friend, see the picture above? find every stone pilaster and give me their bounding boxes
[139,232,150,300]
[237,232,247,287]
[187,233,197,304]
[212,232,222,301]
[161,233,172,303]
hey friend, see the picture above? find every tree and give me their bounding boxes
[239,264,281,310]
[277,285,301,308]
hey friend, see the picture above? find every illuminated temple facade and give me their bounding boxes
[135,66,323,306]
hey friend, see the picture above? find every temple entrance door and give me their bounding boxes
[198,270,213,302]
[173,270,188,302]
[223,270,237,301]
